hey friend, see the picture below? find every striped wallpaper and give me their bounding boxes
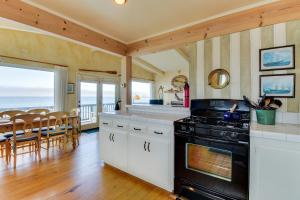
[196,19,300,113]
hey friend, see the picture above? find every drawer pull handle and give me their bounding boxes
[112,134,115,142]
[117,125,124,128]
[144,141,147,151]
[154,131,163,135]
[147,142,151,152]
[134,128,141,131]
[103,122,109,125]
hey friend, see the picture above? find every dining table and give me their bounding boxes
[0,115,79,133]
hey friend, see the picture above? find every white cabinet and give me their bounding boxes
[127,135,170,190]
[100,128,127,170]
[112,130,127,170]
[99,114,174,192]
[250,137,300,200]
[99,129,112,163]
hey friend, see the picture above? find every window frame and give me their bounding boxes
[131,79,154,105]
[0,63,56,110]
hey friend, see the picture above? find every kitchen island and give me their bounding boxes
[98,105,189,192]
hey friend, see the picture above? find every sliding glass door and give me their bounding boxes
[80,82,98,129]
[102,84,116,112]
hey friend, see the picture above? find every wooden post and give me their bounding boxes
[189,43,197,100]
[120,56,132,111]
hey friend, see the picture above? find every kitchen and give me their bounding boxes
[99,1,300,199]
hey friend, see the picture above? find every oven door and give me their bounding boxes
[175,134,249,200]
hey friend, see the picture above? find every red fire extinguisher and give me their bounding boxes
[184,82,190,108]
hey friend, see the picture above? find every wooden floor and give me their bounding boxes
[0,133,172,200]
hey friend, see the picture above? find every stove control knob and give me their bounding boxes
[230,132,238,138]
[189,127,195,132]
[220,131,226,136]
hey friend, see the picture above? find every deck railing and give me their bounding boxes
[80,103,115,123]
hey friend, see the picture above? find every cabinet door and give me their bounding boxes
[145,138,170,189]
[112,130,127,170]
[251,138,300,200]
[127,135,148,178]
[99,129,114,164]
[127,134,170,190]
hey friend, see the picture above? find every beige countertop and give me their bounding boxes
[251,122,300,142]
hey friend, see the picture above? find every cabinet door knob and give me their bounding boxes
[147,142,151,152]
[144,141,147,151]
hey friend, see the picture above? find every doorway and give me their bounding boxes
[78,79,117,131]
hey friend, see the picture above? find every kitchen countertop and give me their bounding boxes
[99,111,186,125]
[251,122,300,142]
[126,104,190,115]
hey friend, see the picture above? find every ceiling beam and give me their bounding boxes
[127,0,300,56]
[0,0,127,56]
[133,57,165,76]
[175,48,190,63]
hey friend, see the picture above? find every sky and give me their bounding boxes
[0,65,54,97]
[0,65,151,99]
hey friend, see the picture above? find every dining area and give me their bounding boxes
[0,108,80,169]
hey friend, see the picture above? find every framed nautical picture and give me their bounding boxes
[260,74,295,98]
[259,45,295,71]
[67,83,75,94]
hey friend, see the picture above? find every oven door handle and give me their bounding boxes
[208,147,231,156]
[195,136,249,145]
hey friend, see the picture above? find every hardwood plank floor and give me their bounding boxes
[0,133,172,200]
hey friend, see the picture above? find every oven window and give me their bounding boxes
[186,143,232,182]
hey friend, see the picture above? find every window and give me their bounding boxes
[0,65,54,111]
[132,81,152,104]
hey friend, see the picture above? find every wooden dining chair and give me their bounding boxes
[27,108,50,115]
[41,112,70,151]
[10,114,42,168]
[0,110,26,119]
[70,108,81,147]
[0,110,27,139]
[0,135,9,164]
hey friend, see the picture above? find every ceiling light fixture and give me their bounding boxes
[114,0,127,5]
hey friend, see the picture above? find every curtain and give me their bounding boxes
[54,66,68,111]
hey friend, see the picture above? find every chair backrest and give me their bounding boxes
[27,108,50,115]
[0,110,27,119]
[45,112,69,134]
[70,108,80,130]
[70,108,80,117]
[11,114,42,140]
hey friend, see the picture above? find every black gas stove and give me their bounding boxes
[174,115,250,143]
[174,99,250,200]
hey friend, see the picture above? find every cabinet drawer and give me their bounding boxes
[113,120,128,130]
[129,124,146,134]
[100,118,113,127]
[148,126,170,137]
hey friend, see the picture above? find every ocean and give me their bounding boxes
[0,96,115,110]
[0,96,150,110]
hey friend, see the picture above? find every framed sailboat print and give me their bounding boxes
[259,45,295,71]
[260,74,295,98]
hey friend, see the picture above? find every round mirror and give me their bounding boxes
[208,69,230,89]
[171,75,188,89]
